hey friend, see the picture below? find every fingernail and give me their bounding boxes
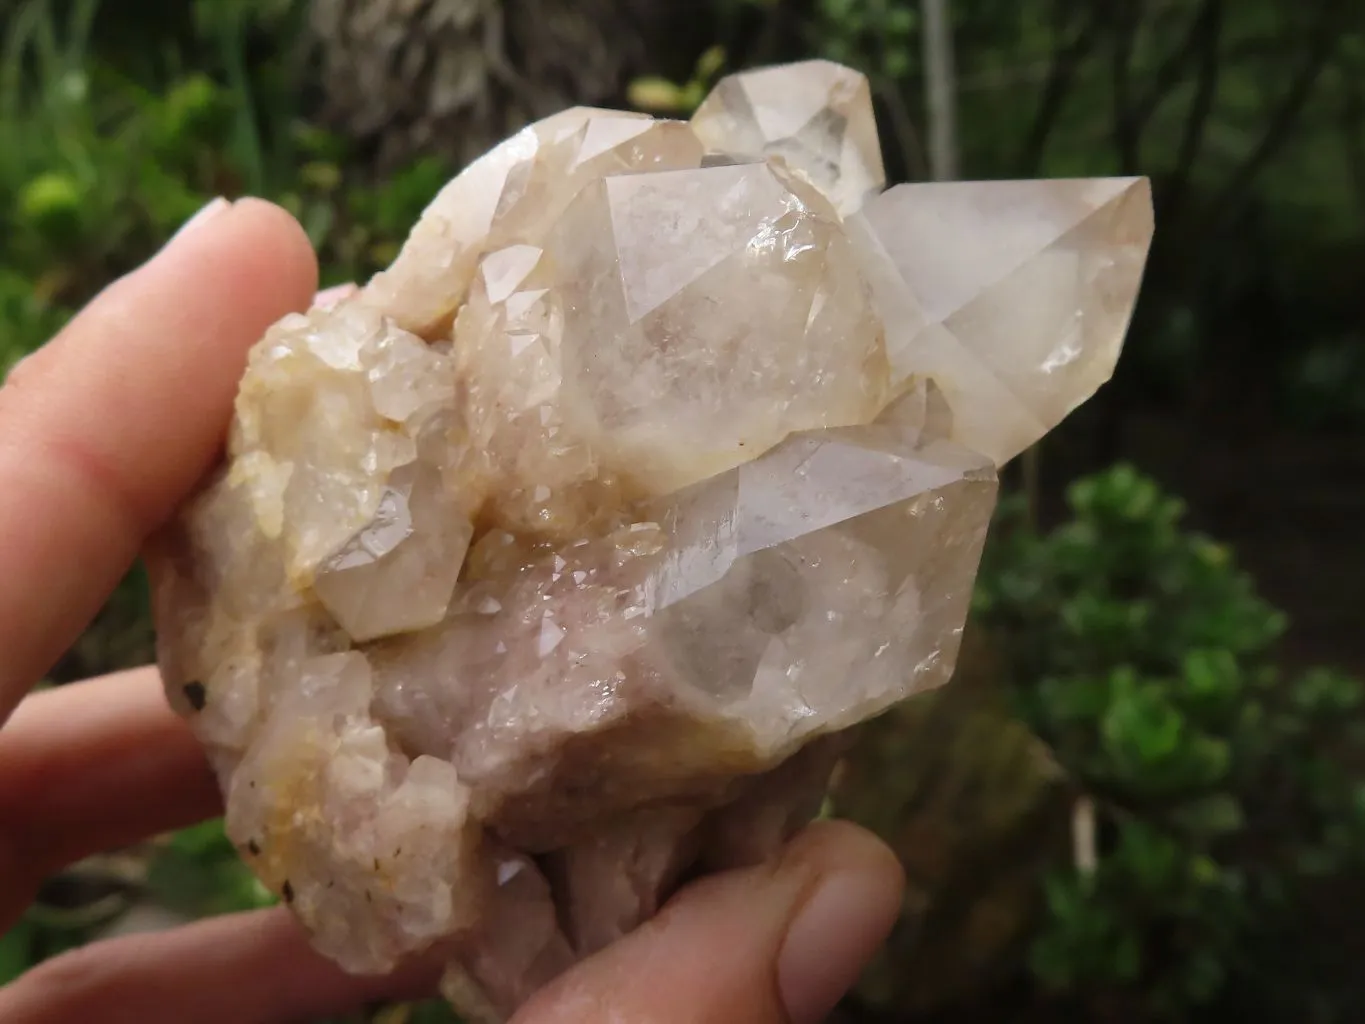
[312,283,358,310]
[168,197,231,245]
[778,870,900,1024]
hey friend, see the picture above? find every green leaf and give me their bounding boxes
[170,818,234,859]
[156,73,230,152]
[408,1001,465,1024]
[0,920,34,985]
[300,161,342,194]
[16,171,86,243]
[694,45,726,82]
[627,76,687,113]
[1112,930,1142,982]
[1169,794,1244,838]
[1182,948,1226,1002]
[373,158,453,237]
[884,48,912,79]
[1103,685,1182,765]
[1293,668,1364,715]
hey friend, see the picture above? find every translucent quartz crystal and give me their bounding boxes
[692,59,886,216]
[543,161,889,493]
[152,60,1153,1022]
[848,177,1154,464]
[365,110,702,337]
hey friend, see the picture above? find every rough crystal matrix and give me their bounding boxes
[152,60,1153,1020]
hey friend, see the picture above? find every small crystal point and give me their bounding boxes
[692,59,886,216]
[314,463,473,643]
[363,108,697,337]
[639,407,997,758]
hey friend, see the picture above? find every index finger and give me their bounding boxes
[0,199,317,722]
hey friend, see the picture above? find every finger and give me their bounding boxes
[0,906,442,1024]
[0,199,318,722]
[0,667,219,925]
[515,820,905,1024]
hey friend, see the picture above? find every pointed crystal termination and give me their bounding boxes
[364,110,701,337]
[544,159,890,494]
[151,57,1153,1024]
[849,177,1155,465]
[691,60,886,216]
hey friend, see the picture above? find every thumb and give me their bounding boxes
[512,821,905,1024]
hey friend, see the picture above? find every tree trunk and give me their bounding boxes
[921,0,960,180]
[308,0,706,172]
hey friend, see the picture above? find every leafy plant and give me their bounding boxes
[814,0,918,81]
[0,0,448,371]
[977,465,1365,1020]
[628,44,728,115]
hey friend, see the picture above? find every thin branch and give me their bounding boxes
[481,2,540,112]
[1340,59,1365,216]
[1162,0,1224,216]
[1109,0,1145,171]
[922,0,960,180]
[1073,795,1098,877]
[750,0,791,67]
[1016,0,1104,175]
[1207,0,1347,228]
[1128,0,1220,136]
[876,76,930,182]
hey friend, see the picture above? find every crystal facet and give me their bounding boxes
[692,59,886,216]
[152,59,1154,1022]
[849,177,1154,463]
[544,160,889,493]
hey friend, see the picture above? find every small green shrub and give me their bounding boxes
[978,465,1365,1021]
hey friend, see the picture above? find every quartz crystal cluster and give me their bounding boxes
[152,60,1153,1020]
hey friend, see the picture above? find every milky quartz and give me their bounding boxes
[152,59,1154,1021]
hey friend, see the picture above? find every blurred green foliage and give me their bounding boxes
[145,820,278,919]
[976,467,1365,1020]
[0,0,450,372]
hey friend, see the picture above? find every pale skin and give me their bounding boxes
[0,199,905,1024]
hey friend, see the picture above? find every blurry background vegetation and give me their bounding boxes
[2,0,1364,1021]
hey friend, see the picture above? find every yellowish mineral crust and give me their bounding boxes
[152,59,1154,1021]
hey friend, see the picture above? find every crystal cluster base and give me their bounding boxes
[152,59,1153,1021]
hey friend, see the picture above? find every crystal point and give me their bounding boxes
[152,60,1153,1022]
[851,176,1154,463]
[546,160,890,494]
[692,60,885,216]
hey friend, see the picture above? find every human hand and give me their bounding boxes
[0,198,905,1023]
